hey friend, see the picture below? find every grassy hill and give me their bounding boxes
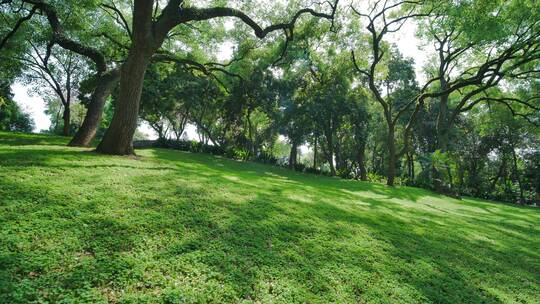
[0,132,538,303]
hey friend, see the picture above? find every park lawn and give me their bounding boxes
[0,131,538,304]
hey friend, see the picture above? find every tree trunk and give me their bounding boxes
[194,119,221,148]
[436,91,450,152]
[96,50,152,155]
[335,137,343,174]
[511,145,525,204]
[371,144,377,173]
[446,161,454,187]
[246,109,256,158]
[69,69,120,147]
[406,151,414,180]
[94,0,159,155]
[288,141,297,170]
[490,157,506,192]
[469,161,482,197]
[387,125,396,186]
[328,153,336,176]
[154,123,165,140]
[436,47,451,152]
[411,152,415,179]
[313,136,318,169]
[357,147,367,181]
[54,107,61,132]
[62,104,70,136]
[325,130,336,176]
[457,160,464,189]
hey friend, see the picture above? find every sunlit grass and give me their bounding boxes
[0,131,538,303]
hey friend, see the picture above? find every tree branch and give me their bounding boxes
[0,5,37,50]
[22,0,108,73]
[101,3,132,39]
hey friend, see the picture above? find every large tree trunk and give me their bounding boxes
[96,50,152,155]
[387,125,396,186]
[434,93,449,186]
[436,46,451,152]
[69,69,120,147]
[95,0,159,155]
[62,104,70,136]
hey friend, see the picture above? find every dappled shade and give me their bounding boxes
[0,132,538,303]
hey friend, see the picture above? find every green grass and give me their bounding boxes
[0,131,539,304]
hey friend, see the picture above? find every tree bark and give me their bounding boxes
[95,0,157,155]
[289,141,298,170]
[410,152,415,179]
[96,49,152,155]
[62,104,70,136]
[357,147,367,181]
[313,136,318,169]
[406,151,413,180]
[246,108,255,158]
[490,157,506,192]
[327,151,336,175]
[371,144,377,173]
[511,145,525,204]
[387,125,396,186]
[324,129,336,176]
[335,136,343,173]
[457,163,464,189]
[69,69,120,147]
[152,122,165,140]
[435,40,451,153]
[194,119,221,148]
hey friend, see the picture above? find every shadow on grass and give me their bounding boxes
[150,149,441,203]
[0,145,538,302]
[0,132,70,146]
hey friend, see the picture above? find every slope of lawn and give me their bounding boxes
[0,131,539,304]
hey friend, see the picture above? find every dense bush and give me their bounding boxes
[143,138,226,155]
[0,98,34,133]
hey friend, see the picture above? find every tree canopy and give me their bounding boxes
[1,0,539,204]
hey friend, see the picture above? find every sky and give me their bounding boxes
[12,83,51,132]
[12,12,426,140]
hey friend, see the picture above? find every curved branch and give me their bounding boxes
[495,98,540,126]
[101,3,132,39]
[151,52,244,84]
[22,0,108,73]
[0,5,37,50]
[178,3,337,39]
